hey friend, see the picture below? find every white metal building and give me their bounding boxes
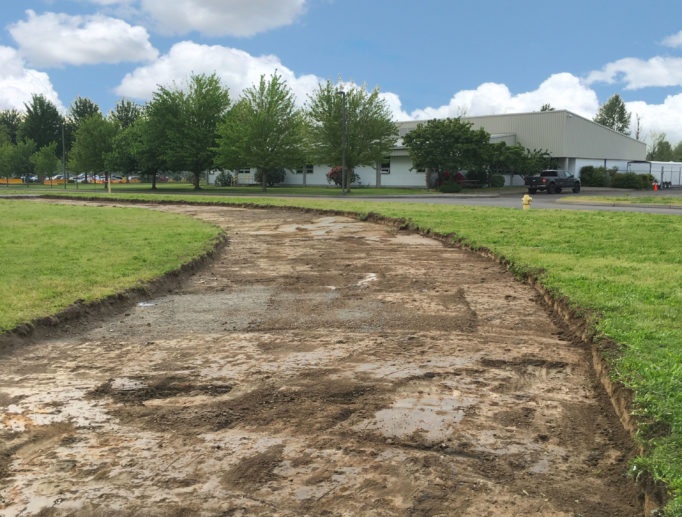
[214,110,648,187]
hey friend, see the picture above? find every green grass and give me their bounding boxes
[0,182,432,196]
[562,195,682,207]
[0,200,222,332]
[5,190,682,513]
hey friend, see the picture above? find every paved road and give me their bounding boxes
[325,188,682,215]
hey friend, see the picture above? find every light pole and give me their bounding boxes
[336,90,347,195]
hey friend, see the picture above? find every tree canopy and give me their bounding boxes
[647,133,674,161]
[306,80,398,189]
[215,73,307,191]
[19,94,63,155]
[68,113,117,180]
[30,142,60,179]
[0,109,23,145]
[402,117,490,175]
[593,94,631,135]
[110,98,141,129]
[148,73,230,189]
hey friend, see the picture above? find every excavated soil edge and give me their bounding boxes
[23,194,667,512]
[0,218,228,350]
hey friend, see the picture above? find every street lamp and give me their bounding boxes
[336,90,347,195]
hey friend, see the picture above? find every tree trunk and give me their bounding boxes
[345,167,352,193]
[261,168,267,192]
[375,161,381,188]
[193,171,201,190]
[151,172,157,190]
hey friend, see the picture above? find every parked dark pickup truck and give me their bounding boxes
[525,170,581,194]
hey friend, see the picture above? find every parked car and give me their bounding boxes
[524,170,581,194]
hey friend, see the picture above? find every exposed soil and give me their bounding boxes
[0,201,642,516]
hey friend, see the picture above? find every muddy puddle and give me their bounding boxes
[0,202,641,516]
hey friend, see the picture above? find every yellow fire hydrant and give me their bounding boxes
[522,193,533,210]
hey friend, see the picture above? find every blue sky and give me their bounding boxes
[1,0,682,141]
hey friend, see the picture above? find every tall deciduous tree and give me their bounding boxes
[402,117,490,185]
[647,133,674,161]
[672,140,682,162]
[20,94,63,154]
[110,98,141,129]
[149,73,230,189]
[105,125,138,179]
[30,142,60,180]
[306,80,398,190]
[68,113,117,186]
[593,94,631,135]
[0,140,36,180]
[215,73,307,191]
[69,96,100,126]
[0,109,23,144]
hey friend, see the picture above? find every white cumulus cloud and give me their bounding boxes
[626,94,682,144]
[662,30,682,48]
[406,73,599,120]
[0,46,64,111]
[115,41,320,103]
[141,0,306,37]
[9,10,158,67]
[586,56,682,89]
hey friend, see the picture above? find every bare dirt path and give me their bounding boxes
[1,203,640,516]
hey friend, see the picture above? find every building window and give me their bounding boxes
[380,157,390,175]
[295,164,314,174]
[238,168,250,175]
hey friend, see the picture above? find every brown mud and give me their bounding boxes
[0,201,643,516]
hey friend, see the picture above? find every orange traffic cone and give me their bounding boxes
[654,182,658,191]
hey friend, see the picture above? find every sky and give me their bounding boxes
[1,0,682,143]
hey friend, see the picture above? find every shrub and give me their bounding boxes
[490,174,505,188]
[580,166,608,187]
[439,180,463,193]
[326,166,359,186]
[254,168,286,187]
[612,172,646,189]
[640,173,654,190]
[214,171,233,186]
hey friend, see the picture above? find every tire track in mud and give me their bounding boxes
[0,203,642,516]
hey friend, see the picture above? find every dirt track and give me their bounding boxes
[0,203,641,516]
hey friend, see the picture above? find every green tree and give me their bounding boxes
[0,143,13,180]
[30,142,60,180]
[69,96,100,126]
[593,94,631,135]
[69,113,117,186]
[647,133,674,161]
[105,125,138,179]
[149,73,231,189]
[402,117,490,186]
[215,73,307,191]
[19,95,63,154]
[306,80,398,191]
[0,140,37,181]
[672,140,682,162]
[128,116,166,189]
[540,103,555,111]
[110,98,141,129]
[0,109,23,144]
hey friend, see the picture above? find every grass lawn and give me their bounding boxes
[0,200,222,332]
[0,182,433,196]
[4,191,682,513]
[562,195,682,207]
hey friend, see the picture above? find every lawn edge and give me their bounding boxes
[0,210,228,349]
